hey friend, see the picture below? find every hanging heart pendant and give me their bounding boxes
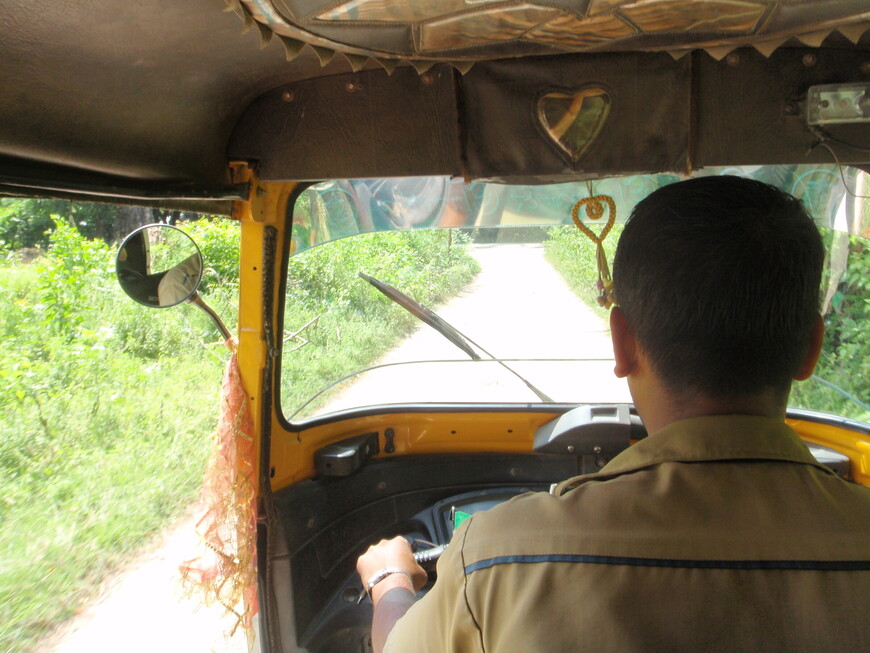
[571,195,616,243]
[571,194,617,310]
[537,88,611,162]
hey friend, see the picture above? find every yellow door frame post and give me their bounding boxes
[230,162,298,502]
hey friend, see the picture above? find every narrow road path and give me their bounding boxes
[321,243,630,413]
[41,507,248,653]
[40,243,628,652]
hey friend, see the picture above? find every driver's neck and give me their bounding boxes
[632,377,788,436]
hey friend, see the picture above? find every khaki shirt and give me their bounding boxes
[385,415,870,652]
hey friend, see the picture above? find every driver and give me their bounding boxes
[157,253,201,307]
[357,175,870,652]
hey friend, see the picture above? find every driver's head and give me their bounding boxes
[612,175,824,398]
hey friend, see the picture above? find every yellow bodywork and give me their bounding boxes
[231,164,297,498]
[788,418,870,487]
[232,174,870,499]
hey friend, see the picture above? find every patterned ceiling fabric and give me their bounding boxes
[618,0,767,33]
[316,0,505,22]
[421,5,564,52]
[234,0,870,70]
[529,13,636,49]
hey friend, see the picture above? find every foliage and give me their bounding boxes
[287,229,475,312]
[0,197,209,253]
[36,219,114,338]
[0,217,235,650]
[0,198,58,251]
[183,218,241,295]
[0,198,123,250]
[282,229,480,417]
[790,231,870,421]
[0,211,478,648]
[542,224,622,320]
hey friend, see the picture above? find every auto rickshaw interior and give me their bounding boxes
[2,2,870,651]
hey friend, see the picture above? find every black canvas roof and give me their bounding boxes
[2,1,870,212]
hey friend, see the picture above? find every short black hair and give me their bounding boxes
[612,175,824,397]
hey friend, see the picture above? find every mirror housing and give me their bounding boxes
[116,224,203,308]
[115,224,232,341]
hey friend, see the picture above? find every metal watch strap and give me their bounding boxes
[365,567,413,597]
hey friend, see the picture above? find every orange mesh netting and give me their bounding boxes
[180,343,258,648]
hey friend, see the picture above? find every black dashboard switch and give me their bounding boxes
[315,432,380,477]
[384,428,396,454]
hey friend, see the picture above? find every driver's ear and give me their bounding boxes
[794,314,824,381]
[610,307,636,379]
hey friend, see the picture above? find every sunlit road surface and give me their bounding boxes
[40,243,628,653]
[319,243,631,416]
[41,507,250,653]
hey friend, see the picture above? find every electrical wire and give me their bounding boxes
[809,125,870,154]
[807,127,870,200]
[810,375,870,413]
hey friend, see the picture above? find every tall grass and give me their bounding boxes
[543,224,622,320]
[281,229,481,418]
[0,219,235,651]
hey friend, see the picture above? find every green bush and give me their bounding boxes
[36,219,114,338]
[790,232,870,421]
[0,219,232,650]
[0,199,121,250]
[282,229,480,417]
[542,224,622,319]
[184,218,241,293]
[0,199,56,250]
[0,215,479,647]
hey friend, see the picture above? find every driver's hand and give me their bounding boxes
[357,536,427,604]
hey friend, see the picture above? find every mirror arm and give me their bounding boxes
[188,292,232,341]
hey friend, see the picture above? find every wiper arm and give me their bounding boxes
[359,272,553,403]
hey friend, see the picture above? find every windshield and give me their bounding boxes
[280,166,870,424]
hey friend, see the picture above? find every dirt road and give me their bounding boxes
[40,243,627,652]
[320,243,629,414]
[40,507,249,653]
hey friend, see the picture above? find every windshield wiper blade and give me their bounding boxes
[359,272,553,403]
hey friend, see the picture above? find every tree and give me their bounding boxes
[0,198,159,251]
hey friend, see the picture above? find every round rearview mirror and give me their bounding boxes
[116,224,203,308]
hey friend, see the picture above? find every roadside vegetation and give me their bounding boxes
[544,225,870,422]
[790,231,870,421]
[282,228,481,418]
[543,224,622,321]
[0,214,237,651]
[0,199,479,650]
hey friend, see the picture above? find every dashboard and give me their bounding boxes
[301,485,539,653]
[272,406,855,653]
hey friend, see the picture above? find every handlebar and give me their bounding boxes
[413,544,447,565]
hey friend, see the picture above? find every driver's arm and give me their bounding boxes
[357,536,426,652]
[358,522,484,653]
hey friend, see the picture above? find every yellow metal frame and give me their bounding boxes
[271,410,563,490]
[231,174,870,498]
[231,164,297,498]
[788,418,870,486]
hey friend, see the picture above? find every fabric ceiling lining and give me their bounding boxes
[234,0,870,70]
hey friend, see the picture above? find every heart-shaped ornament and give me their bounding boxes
[571,195,615,243]
[537,89,611,161]
[571,194,617,308]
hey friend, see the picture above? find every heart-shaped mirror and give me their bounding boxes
[537,88,611,161]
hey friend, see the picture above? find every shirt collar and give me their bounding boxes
[556,414,832,494]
